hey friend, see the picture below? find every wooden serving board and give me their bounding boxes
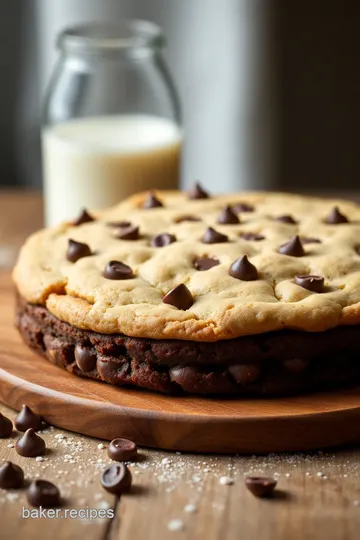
[1,275,360,453]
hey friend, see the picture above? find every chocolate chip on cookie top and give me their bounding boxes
[202,227,228,244]
[151,233,177,247]
[193,257,220,271]
[233,201,254,213]
[115,225,140,240]
[73,208,95,226]
[275,214,297,224]
[301,236,322,244]
[239,232,265,241]
[295,275,325,293]
[66,239,92,262]
[107,220,132,228]
[217,205,240,225]
[229,255,258,281]
[278,236,305,257]
[163,284,193,310]
[187,182,209,200]
[103,261,134,280]
[143,192,163,209]
[175,215,202,223]
[325,206,349,224]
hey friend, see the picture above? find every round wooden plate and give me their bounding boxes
[1,277,360,453]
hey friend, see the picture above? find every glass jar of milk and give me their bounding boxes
[42,21,181,226]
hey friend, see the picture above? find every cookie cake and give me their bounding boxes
[13,185,360,396]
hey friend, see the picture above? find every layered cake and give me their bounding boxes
[13,186,360,396]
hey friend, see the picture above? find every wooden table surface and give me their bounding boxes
[0,190,359,540]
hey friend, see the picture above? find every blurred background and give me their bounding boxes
[1,0,360,193]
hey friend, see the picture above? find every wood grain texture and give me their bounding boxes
[1,398,359,540]
[0,271,360,453]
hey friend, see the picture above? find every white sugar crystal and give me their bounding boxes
[35,456,44,462]
[55,434,65,439]
[168,519,184,531]
[219,476,233,485]
[162,458,172,465]
[6,493,19,502]
[184,503,197,513]
[97,500,110,510]
[97,443,105,449]
[7,444,14,448]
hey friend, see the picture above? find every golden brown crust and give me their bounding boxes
[13,190,360,341]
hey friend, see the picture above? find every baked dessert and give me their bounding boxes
[13,187,360,396]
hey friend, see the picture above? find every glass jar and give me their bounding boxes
[42,21,182,226]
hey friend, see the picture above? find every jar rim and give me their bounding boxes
[57,20,164,52]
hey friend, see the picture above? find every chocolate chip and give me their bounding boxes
[228,364,261,384]
[0,413,13,437]
[301,237,322,244]
[101,463,132,494]
[115,225,140,240]
[275,215,297,224]
[103,261,134,280]
[355,245,360,255]
[169,366,199,389]
[66,239,92,263]
[325,206,349,224]
[169,366,236,394]
[245,477,277,498]
[163,284,193,310]
[217,205,240,225]
[27,480,61,508]
[295,274,324,293]
[188,182,209,200]
[107,438,138,462]
[240,232,265,241]
[278,236,305,257]
[0,462,24,489]
[15,405,42,432]
[193,257,220,271]
[283,358,309,372]
[175,215,201,223]
[74,345,97,372]
[233,202,254,212]
[143,193,163,208]
[15,428,46,457]
[73,208,95,226]
[151,233,176,247]
[229,255,258,281]
[107,221,132,228]
[201,227,228,244]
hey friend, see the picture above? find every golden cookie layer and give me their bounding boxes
[13,191,360,341]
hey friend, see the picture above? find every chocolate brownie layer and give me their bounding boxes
[16,295,360,396]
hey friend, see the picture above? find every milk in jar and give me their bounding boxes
[42,115,182,226]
